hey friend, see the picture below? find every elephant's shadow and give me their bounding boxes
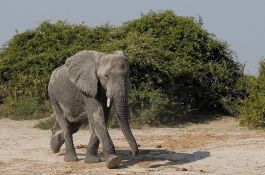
[59,149,210,168]
[116,149,210,168]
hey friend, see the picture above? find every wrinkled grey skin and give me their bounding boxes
[48,50,138,168]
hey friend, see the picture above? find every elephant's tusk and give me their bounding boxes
[107,98,111,107]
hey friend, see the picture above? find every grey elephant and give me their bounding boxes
[48,50,138,168]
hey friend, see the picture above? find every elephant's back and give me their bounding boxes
[48,65,68,92]
[48,65,85,116]
[48,66,79,100]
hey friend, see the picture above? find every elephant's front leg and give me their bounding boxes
[84,129,101,163]
[85,100,121,168]
[84,104,110,163]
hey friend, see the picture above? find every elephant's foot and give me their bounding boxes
[64,153,78,162]
[50,133,64,153]
[132,147,139,157]
[105,155,122,169]
[84,154,101,163]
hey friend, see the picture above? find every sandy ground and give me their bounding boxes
[1,117,265,175]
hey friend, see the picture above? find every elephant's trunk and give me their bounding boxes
[113,95,138,157]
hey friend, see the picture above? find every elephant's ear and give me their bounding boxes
[65,50,102,97]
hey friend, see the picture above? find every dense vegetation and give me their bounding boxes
[0,10,246,127]
[239,59,265,128]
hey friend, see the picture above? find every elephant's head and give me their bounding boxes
[65,50,138,156]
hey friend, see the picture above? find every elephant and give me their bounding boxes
[48,50,138,169]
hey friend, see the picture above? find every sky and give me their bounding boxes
[0,0,264,75]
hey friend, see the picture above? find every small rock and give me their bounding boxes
[176,167,188,171]
[63,170,73,175]
[75,144,86,149]
[156,145,162,148]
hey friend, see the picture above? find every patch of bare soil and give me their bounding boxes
[1,117,265,175]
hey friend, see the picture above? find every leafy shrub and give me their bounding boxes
[106,10,245,124]
[239,59,265,128]
[128,89,171,126]
[0,104,10,118]
[0,10,245,125]
[9,98,51,120]
[35,116,56,130]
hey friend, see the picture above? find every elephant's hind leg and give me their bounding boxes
[50,133,65,153]
[61,122,79,162]
[51,121,81,153]
[50,101,78,162]
[50,102,66,153]
[50,120,65,153]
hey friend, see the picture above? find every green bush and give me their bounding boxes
[128,89,171,126]
[0,104,10,118]
[107,10,245,124]
[0,10,245,125]
[239,59,265,128]
[35,116,56,130]
[9,98,51,120]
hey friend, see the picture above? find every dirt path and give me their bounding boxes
[0,117,265,175]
